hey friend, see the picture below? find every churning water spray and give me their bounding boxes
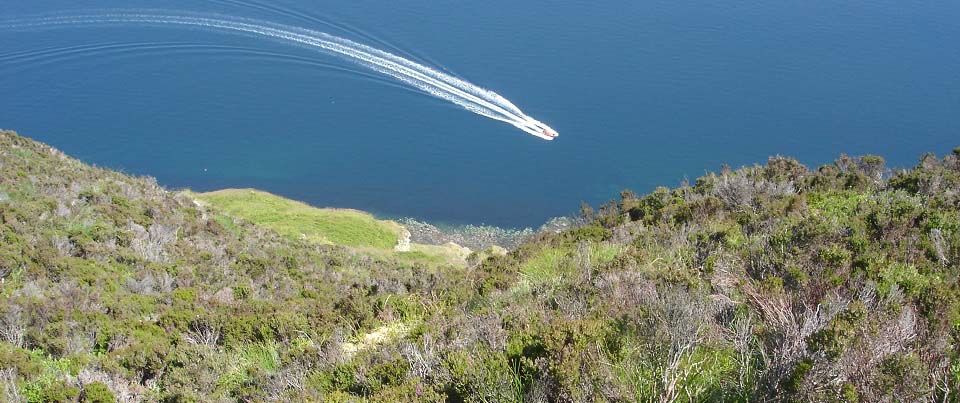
[1,12,558,140]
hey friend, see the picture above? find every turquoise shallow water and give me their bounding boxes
[2,0,958,227]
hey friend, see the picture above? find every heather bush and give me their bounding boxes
[1,129,958,400]
[80,381,114,403]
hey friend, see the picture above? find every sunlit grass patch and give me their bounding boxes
[520,247,571,284]
[590,242,622,265]
[341,322,410,359]
[196,189,400,249]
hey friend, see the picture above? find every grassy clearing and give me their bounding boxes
[196,189,473,266]
[195,189,401,249]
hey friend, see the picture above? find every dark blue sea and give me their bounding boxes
[2,0,958,227]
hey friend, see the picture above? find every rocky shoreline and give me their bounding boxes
[397,216,575,251]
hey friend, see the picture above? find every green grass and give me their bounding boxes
[195,189,471,265]
[520,247,571,284]
[519,243,621,284]
[213,214,243,237]
[219,342,281,390]
[239,342,280,372]
[195,189,400,249]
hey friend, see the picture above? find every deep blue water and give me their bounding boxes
[2,0,958,227]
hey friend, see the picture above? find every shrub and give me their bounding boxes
[764,156,808,183]
[3,130,960,402]
[365,357,409,394]
[841,382,859,402]
[819,245,851,268]
[878,263,929,296]
[786,359,813,394]
[370,380,443,402]
[81,382,115,403]
[561,224,611,243]
[876,353,928,400]
[34,383,81,403]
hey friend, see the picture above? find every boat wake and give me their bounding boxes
[1,12,558,140]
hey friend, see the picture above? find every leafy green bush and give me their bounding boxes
[81,382,115,403]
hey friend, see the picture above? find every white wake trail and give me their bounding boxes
[1,12,558,140]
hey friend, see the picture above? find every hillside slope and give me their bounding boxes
[195,189,403,249]
[193,189,475,267]
[1,129,959,402]
[0,130,467,402]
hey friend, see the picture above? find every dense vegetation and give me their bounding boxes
[1,129,959,402]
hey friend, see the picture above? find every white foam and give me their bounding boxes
[2,12,558,140]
